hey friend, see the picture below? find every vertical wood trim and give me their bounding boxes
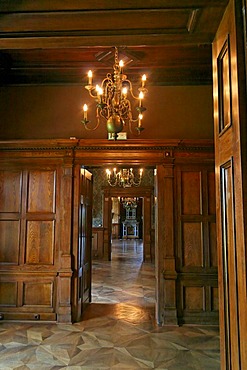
[19,171,27,265]
[57,158,73,323]
[155,161,177,325]
[155,164,165,325]
[103,191,112,261]
[220,159,240,368]
[72,163,80,322]
[143,196,151,262]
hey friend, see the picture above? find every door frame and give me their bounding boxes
[102,186,154,262]
[74,139,214,325]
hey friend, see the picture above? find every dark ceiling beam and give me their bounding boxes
[0,34,215,50]
[0,0,229,13]
[0,1,227,86]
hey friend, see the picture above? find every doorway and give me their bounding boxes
[102,186,155,262]
[89,165,156,311]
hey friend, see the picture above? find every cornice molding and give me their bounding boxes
[0,139,214,153]
[75,145,214,152]
[0,146,75,151]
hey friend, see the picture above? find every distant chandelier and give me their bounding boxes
[106,168,143,188]
[81,47,148,140]
[121,197,139,209]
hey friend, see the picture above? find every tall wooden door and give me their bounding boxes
[213,0,247,368]
[74,168,93,321]
[103,193,112,260]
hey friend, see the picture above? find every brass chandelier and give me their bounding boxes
[106,168,143,188]
[82,47,147,140]
[121,197,139,209]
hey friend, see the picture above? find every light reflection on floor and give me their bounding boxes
[0,239,220,369]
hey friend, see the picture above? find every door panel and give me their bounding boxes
[0,168,59,321]
[103,193,112,261]
[76,168,93,320]
[176,165,217,325]
[213,0,247,368]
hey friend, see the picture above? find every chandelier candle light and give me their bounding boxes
[106,168,143,188]
[121,197,139,209]
[82,47,147,140]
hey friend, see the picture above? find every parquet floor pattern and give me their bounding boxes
[0,240,220,369]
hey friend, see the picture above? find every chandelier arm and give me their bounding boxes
[99,105,110,120]
[128,120,141,136]
[101,76,114,89]
[108,181,117,187]
[83,116,101,131]
[107,174,118,186]
[87,88,100,100]
[132,179,142,186]
[123,79,140,100]
[120,103,137,123]
[129,117,140,123]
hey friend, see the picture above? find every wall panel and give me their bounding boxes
[181,171,201,215]
[0,221,20,264]
[176,165,218,324]
[23,281,53,307]
[0,170,22,212]
[182,222,203,267]
[0,160,67,322]
[0,281,17,306]
[183,286,205,311]
[27,170,55,213]
[26,221,55,265]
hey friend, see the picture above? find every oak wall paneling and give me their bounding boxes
[92,227,104,259]
[175,164,218,325]
[0,139,216,325]
[0,144,74,323]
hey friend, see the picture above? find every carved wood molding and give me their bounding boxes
[0,138,214,150]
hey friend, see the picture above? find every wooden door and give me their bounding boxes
[75,168,93,320]
[103,193,112,260]
[176,165,218,325]
[213,0,247,368]
[143,196,152,262]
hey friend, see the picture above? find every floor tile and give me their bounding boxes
[0,239,220,369]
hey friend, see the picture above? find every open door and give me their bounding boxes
[103,193,112,260]
[213,0,247,368]
[73,167,93,321]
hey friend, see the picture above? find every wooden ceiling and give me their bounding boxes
[0,0,228,86]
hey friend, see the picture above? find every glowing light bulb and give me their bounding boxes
[88,70,93,85]
[83,104,88,119]
[122,87,127,96]
[142,74,146,87]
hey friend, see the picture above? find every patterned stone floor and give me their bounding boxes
[0,239,220,369]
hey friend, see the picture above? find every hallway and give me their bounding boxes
[0,240,220,369]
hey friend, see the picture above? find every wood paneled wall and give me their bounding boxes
[0,167,60,320]
[0,139,217,325]
[0,143,74,323]
[175,165,218,324]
